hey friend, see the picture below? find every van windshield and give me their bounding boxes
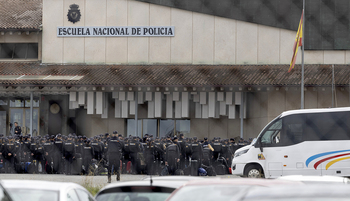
[260,119,282,145]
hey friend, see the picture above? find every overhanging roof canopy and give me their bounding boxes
[0,62,348,88]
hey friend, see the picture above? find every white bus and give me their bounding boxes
[231,107,350,178]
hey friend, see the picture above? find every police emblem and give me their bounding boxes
[67,4,81,24]
[258,153,265,160]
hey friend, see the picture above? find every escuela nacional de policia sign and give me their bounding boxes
[57,26,175,37]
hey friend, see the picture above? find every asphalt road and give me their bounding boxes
[0,174,239,187]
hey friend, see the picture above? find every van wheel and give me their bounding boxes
[245,165,263,178]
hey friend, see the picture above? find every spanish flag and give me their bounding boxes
[288,11,303,73]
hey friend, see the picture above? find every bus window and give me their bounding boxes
[304,112,350,141]
[260,119,282,146]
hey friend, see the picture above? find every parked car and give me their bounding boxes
[1,180,95,201]
[141,176,204,182]
[277,175,350,184]
[165,178,302,201]
[0,181,12,201]
[242,184,350,201]
[95,178,188,201]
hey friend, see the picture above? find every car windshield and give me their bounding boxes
[96,192,170,201]
[96,186,174,201]
[168,185,254,201]
[6,189,59,201]
[242,184,350,201]
[0,184,11,201]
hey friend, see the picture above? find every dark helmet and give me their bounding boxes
[113,131,118,134]
[198,167,207,176]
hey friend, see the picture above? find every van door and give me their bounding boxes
[259,119,283,178]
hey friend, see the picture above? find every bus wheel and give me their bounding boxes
[245,165,263,178]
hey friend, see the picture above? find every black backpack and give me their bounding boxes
[166,144,179,165]
[202,148,212,166]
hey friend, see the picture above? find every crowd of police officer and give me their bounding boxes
[0,131,250,183]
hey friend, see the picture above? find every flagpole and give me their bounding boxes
[301,0,305,109]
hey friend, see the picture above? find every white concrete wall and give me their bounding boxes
[42,0,349,65]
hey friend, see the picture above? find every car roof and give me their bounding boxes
[277,175,350,184]
[180,178,303,187]
[280,107,350,118]
[1,180,83,191]
[243,184,350,200]
[97,180,186,195]
[142,176,204,182]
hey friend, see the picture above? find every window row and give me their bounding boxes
[127,119,190,138]
[0,43,38,59]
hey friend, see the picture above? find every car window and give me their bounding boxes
[96,186,174,201]
[67,189,80,201]
[6,189,58,201]
[76,189,94,201]
[168,185,252,201]
[96,192,170,201]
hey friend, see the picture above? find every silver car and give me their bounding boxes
[95,178,189,201]
[1,180,95,201]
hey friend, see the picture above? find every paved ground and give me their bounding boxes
[0,174,239,187]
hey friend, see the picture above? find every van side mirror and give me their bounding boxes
[254,138,263,152]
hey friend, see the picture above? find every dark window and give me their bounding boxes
[260,119,282,147]
[303,112,350,141]
[0,43,38,59]
[282,112,350,143]
[282,115,304,145]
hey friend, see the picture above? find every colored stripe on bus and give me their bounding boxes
[326,156,350,170]
[305,149,350,167]
[313,153,350,170]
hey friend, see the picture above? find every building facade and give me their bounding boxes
[1,0,350,139]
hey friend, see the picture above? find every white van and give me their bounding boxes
[231,107,350,178]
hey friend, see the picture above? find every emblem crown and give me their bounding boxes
[70,4,79,9]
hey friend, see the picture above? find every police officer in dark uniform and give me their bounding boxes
[202,137,214,166]
[63,134,76,175]
[14,122,22,136]
[13,136,22,173]
[35,138,45,173]
[128,136,142,174]
[212,137,223,162]
[144,137,156,175]
[122,137,130,174]
[107,131,124,183]
[53,134,64,174]
[190,137,202,175]
[4,136,17,173]
[153,137,165,174]
[22,136,31,164]
[177,134,187,169]
[164,139,180,175]
[0,136,4,171]
[43,136,54,173]
[75,136,84,158]
[83,139,94,175]
[91,137,103,162]
[164,136,173,148]
[102,138,109,169]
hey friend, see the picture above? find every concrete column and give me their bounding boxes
[96,92,103,115]
[181,92,189,118]
[155,92,162,118]
[87,92,95,114]
[166,94,173,118]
